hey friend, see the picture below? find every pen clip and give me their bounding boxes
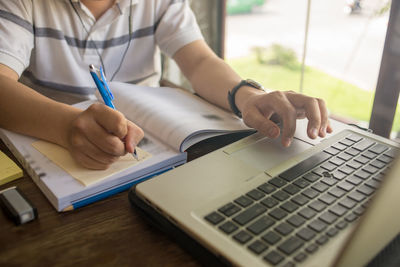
[99,66,114,101]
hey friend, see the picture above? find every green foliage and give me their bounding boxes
[252,44,300,70]
[227,55,400,131]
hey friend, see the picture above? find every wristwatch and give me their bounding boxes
[227,79,264,118]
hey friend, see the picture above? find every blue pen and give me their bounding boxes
[89,64,138,160]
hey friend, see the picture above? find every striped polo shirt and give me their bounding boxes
[0,0,203,103]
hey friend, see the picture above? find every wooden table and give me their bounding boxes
[1,132,400,267]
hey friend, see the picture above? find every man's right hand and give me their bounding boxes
[67,103,144,170]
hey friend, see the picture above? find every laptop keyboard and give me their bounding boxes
[204,133,398,266]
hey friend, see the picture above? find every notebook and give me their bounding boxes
[0,83,252,211]
[130,118,400,267]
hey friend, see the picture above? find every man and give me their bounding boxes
[0,0,331,169]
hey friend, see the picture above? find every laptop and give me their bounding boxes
[129,118,400,267]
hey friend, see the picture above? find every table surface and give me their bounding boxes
[1,132,399,267]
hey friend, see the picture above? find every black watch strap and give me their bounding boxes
[227,79,264,118]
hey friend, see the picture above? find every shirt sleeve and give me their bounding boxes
[155,1,204,58]
[0,0,33,76]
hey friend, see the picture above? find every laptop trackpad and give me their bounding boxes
[230,136,313,173]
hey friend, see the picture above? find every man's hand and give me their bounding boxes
[67,103,144,169]
[240,90,333,147]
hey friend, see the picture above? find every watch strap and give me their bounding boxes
[227,79,264,118]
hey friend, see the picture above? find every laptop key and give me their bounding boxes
[305,243,319,254]
[262,231,282,245]
[311,182,329,193]
[233,230,253,244]
[272,190,291,201]
[278,236,305,255]
[293,178,310,189]
[354,155,370,164]
[248,240,268,255]
[287,214,306,228]
[329,204,348,217]
[247,216,275,235]
[258,183,277,194]
[336,220,348,230]
[309,200,327,212]
[261,197,279,208]
[219,221,238,234]
[370,159,386,169]
[328,187,346,198]
[294,252,308,263]
[246,189,265,200]
[274,222,294,236]
[339,197,357,209]
[345,213,358,222]
[302,188,319,199]
[339,138,355,147]
[363,165,379,174]
[205,211,224,225]
[320,177,337,186]
[233,204,267,226]
[298,207,317,220]
[324,146,341,155]
[318,193,337,205]
[269,177,287,188]
[346,175,363,186]
[332,170,347,180]
[234,196,253,208]
[218,202,241,217]
[264,250,284,265]
[319,211,338,224]
[337,181,355,192]
[303,172,321,183]
[269,208,288,220]
[354,170,371,180]
[353,139,375,151]
[291,194,310,206]
[316,235,329,245]
[326,227,339,237]
[308,219,328,233]
[347,191,366,202]
[362,151,377,160]
[365,179,380,189]
[283,184,300,195]
[346,134,363,142]
[296,227,316,241]
[280,201,299,213]
[279,151,331,182]
[369,143,389,154]
[384,148,398,158]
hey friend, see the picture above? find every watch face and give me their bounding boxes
[245,79,264,90]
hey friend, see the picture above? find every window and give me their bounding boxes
[225,0,392,135]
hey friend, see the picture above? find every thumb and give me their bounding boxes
[124,121,144,153]
[243,108,280,139]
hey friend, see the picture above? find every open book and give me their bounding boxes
[0,82,254,212]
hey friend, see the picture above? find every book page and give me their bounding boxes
[110,82,252,152]
[32,140,151,186]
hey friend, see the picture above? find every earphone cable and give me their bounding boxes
[69,0,133,81]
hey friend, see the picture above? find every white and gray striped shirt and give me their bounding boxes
[0,0,203,103]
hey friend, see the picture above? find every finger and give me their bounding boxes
[264,92,297,146]
[243,106,280,139]
[285,93,322,139]
[72,112,126,156]
[88,103,128,139]
[69,133,120,165]
[124,121,144,153]
[317,98,331,137]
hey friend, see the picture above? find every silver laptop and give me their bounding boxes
[131,119,400,267]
